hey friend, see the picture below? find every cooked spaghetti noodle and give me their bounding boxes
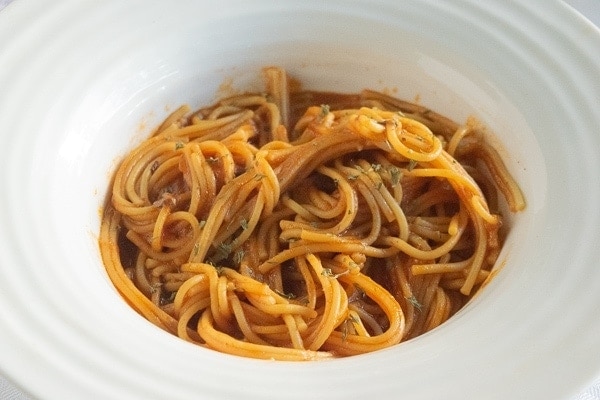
[99,67,525,360]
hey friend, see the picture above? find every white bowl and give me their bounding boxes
[1,1,599,399]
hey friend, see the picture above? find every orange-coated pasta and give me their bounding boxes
[99,67,525,360]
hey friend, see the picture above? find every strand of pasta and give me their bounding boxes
[197,310,333,361]
[302,254,348,351]
[99,207,178,333]
[322,270,405,355]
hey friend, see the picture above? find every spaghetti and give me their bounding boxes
[99,67,525,360]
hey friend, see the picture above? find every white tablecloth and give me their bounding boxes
[0,0,599,399]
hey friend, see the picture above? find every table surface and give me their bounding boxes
[0,0,599,399]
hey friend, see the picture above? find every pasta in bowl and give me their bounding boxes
[100,67,524,360]
[2,0,600,399]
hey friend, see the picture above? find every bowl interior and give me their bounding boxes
[48,0,542,344]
